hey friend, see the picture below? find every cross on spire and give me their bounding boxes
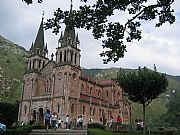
[42,11,45,20]
[70,0,73,12]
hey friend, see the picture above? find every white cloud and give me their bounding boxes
[0,0,179,76]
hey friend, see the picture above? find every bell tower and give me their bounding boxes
[55,1,80,68]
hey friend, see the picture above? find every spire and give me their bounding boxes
[29,42,34,51]
[33,16,45,55]
[62,0,76,47]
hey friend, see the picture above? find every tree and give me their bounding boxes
[117,66,168,132]
[165,90,180,127]
[22,0,175,64]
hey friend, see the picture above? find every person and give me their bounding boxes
[136,119,141,131]
[51,112,57,130]
[44,110,51,130]
[88,116,93,124]
[109,117,113,129]
[140,120,144,131]
[116,115,122,130]
[58,118,62,129]
[77,115,83,130]
[65,115,70,130]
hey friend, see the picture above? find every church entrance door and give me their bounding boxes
[39,108,44,124]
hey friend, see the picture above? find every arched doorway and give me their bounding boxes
[32,110,36,121]
[39,108,44,123]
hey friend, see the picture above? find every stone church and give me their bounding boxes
[18,17,131,125]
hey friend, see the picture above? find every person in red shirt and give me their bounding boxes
[116,115,122,130]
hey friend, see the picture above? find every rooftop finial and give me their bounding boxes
[70,0,73,12]
[42,11,45,20]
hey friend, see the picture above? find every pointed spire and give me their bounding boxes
[62,0,76,47]
[33,17,45,55]
[29,42,34,51]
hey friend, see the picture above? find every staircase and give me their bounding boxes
[28,129,87,135]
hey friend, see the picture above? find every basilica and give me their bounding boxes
[18,16,131,125]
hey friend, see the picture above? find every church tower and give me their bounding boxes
[27,18,48,72]
[52,2,82,118]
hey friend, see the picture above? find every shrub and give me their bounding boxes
[6,125,32,135]
[87,123,105,130]
[31,124,45,129]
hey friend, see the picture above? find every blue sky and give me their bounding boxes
[0,0,179,76]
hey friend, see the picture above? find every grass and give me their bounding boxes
[88,128,152,135]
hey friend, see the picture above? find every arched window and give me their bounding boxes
[99,109,101,117]
[81,84,84,92]
[106,91,109,97]
[39,60,41,68]
[93,108,96,116]
[64,50,67,61]
[83,106,86,115]
[75,53,77,64]
[24,105,27,114]
[90,87,92,95]
[70,50,73,62]
[71,104,74,114]
[29,60,31,69]
[32,110,36,121]
[117,92,120,100]
[60,52,62,62]
[32,59,35,69]
[98,90,101,97]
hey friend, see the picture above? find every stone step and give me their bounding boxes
[28,129,87,135]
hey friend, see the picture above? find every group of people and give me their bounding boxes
[108,115,123,130]
[136,119,144,131]
[44,110,83,130]
[44,110,62,130]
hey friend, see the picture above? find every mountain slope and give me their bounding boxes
[0,35,27,103]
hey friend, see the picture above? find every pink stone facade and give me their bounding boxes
[18,19,131,126]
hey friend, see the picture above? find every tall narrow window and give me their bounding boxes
[29,60,31,69]
[32,59,35,69]
[39,60,41,68]
[60,52,62,62]
[70,50,73,62]
[93,108,96,116]
[83,106,86,115]
[24,105,27,114]
[64,50,67,61]
[71,104,74,114]
[90,87,92,95]
[75,53,77,64]
[81,84,84,92]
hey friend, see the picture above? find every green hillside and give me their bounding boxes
[0,35,27,103]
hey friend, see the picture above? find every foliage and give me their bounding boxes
[22,0,176,63]
[162,90,180,127]
[0,102,19,127]
[117,66,168,132]
[42,0,175,63]
[6,125,32,135]
[117,66,168,106]
[87,123,105,130]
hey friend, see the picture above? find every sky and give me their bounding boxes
[0,0,179,76]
